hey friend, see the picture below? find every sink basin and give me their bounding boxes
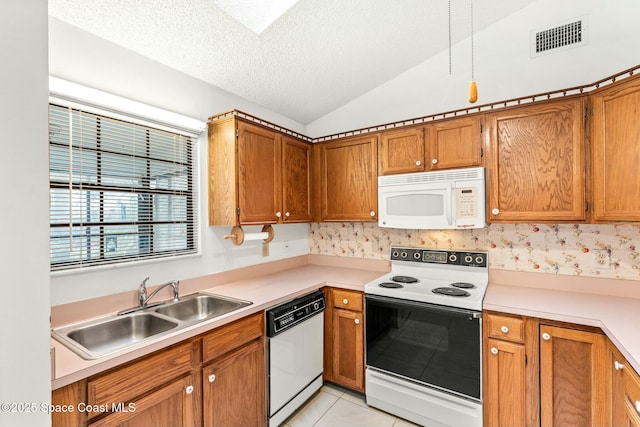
[154,293,252,323]
[52,312,178,359]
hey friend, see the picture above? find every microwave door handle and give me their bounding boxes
[446,184,453,226]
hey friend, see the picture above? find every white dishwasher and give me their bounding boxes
[266,290,325,427]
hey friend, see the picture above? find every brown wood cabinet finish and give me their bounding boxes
[485,338,527,427]
[88,374,199,427]
[487,98,587,223]
[319,136,378,221]
[427,115,483,170]
[623,354,640,427]
[378,127,425,175]
[591,75,640,222]
[208,118,312,226]
[539,324,607,427]
[323,288,365,393]
[52,380,87,427]
[203,339,266,427]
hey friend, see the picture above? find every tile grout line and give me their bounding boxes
[311,391,343,426]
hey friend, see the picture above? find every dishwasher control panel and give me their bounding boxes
[266,290,325,337]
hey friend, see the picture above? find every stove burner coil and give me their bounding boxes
[450,282,475,289]
[378,282,404,289]
[391,275,419,283]
[432,287,470,297]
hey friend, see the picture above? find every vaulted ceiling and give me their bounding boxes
[49,0,538,124]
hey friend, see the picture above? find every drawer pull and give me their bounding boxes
[343,299,349,305]
[542,332,551,341]
[500,325,509,334]
[416,160,422,166]
[186,385,194,395]
[490,347,498,355]
[614,361,625,371]
[208,374,216,383]
[354,318,360,325]
[636,400,640,414]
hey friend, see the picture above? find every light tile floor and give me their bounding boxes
[283,384,419,427]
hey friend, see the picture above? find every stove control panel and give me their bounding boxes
[390,246,487,268]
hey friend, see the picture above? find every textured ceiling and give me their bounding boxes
[48,0,537,124]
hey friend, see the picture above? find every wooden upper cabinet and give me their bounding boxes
[320,135,378,221]
[486,98,587,223]
[427,115,483,170]
[539,325,607,427]
[208,116,313,226]
[591,75,640,222]
[378,127,425,175]
[237,121,281,224]
[282,136,313,222]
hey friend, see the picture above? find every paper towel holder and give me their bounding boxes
[224,224,274,246]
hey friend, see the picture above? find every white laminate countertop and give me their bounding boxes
[484,270,640,374]
[51,259,387,390]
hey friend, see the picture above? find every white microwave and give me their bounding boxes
[378,167,486,230]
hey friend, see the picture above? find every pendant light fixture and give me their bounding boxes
[468,0,478,103]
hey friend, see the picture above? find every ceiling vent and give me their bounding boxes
[531,16,588,57]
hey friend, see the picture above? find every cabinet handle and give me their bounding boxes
[636,400,640,414]
[490,347,498,355]
[208,374,216,383]
[355,318,360,325]
[432,159,438,164]
[614,361,625,371]
[370,211,376,217]
[542,332,551,341]
[285,212,290,217]
[275,211,282,218]
[343,298,349,305]
[491,208,500,215]
[500,325,509,334]
[185,385,194,395]
[416,160,422,166]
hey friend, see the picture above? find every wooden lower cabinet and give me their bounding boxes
[202,339,265,427]
[610,338,640,427]
[52,313,266,427]
[323,288,365,393]
[484,311,611,427]
[89,373,199,427]
[539,324,607,427]
[485,338,527,427]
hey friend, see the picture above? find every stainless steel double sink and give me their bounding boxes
[52,292,252,360]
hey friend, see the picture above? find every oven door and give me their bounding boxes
[365,294,481,401]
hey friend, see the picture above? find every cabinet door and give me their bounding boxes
[237,121,281,224]
[320,136,378,221]
[539,325,607,427]
[332,307,364,392]
[427,116,482,170]
[610,341,627,427]
[282,136,312,222]
[88,374,199,427]
[378,127,425,175]
[591,76,640,222]
[203,339,266,427]
[487,99,586,222]
[484,338,526,427]
[623,359,640,427]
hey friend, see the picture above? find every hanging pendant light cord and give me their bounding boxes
[448,0,452,75]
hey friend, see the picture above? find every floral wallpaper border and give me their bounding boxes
[309,222,640,281]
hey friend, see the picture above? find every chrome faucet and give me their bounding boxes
[138,277,180,308]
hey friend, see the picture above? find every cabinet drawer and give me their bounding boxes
[486,313,524,343]
[332,289,363,312]
[202,312,263,362]
[625,363,640,419]
[88,340,196,408]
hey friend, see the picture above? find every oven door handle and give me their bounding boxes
[365,294,482,320]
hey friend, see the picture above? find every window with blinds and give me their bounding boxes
[49,103,198,271]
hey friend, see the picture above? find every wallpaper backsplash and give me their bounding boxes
[309,223,640,281]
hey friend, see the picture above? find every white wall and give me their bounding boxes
[49,18,310,305]
[306,0,640,137]
[0,1,51,426]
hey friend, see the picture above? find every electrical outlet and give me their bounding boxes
[593,249,610,269]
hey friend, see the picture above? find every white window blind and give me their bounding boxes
[49,103,198,271]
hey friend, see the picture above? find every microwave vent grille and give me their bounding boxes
[379,167,484,186]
